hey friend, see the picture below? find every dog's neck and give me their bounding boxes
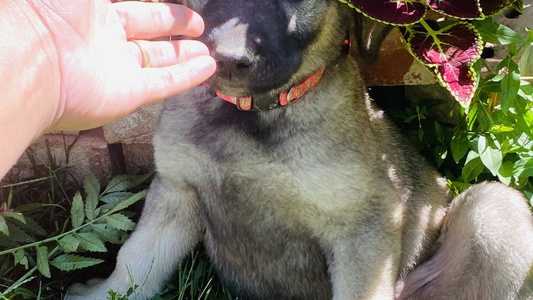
[214,68,325,111]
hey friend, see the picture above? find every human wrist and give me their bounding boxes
[0,0,60,177]
[1,0,61,130]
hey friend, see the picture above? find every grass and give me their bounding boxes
[106,248,236,300]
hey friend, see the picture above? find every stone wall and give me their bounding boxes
[4,103,161,184]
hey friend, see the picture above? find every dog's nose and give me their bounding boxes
[206,18,261,78]
[212,47,255,77]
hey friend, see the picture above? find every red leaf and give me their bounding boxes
[479,0,513,16]
[404,22,483,106]
[426,0,482,19]
[426,0,513,19]
[343,0,426,25]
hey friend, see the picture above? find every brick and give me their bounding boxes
[4,133,112,184]
[102,102,162,144]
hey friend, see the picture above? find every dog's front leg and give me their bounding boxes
[67,176,204,300]
[328,228,400,300]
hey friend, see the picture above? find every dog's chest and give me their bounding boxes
[160,93,388,231]
[191,118,386,299]
[176,109,345,298]
[190,111,370,226]
[200,156,340,299]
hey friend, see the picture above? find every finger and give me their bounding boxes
[113,2,204,39]
[141,55,217,102]
[128,40,210,68]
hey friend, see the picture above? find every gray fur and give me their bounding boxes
[396,182,533,300]
[67,0,533,299]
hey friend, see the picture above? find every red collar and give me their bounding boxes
[215,68,325,111]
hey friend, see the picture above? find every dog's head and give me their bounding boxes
[186,0,353,98]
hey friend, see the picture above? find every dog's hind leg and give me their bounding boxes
[396,182,533,300]
[67,176,205,300]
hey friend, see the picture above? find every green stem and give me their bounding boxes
[418,18,439,35]
[419,19,443,46]
[0,266,37,297]
[0,190,145,256]
[0,246,60,296]
[481,59,494,74]
[0,208,109,256]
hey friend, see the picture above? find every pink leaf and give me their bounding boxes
[404,22,483,106]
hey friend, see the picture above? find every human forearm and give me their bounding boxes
[0,0,60,178]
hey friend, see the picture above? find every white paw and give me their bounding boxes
[65,279,120,300]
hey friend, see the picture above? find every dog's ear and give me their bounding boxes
[353,13,393,64]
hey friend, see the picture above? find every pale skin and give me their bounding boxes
[0,0,216,178]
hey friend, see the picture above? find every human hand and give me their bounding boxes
[30,0,216,130]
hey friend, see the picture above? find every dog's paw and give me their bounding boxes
[65,279,117,300]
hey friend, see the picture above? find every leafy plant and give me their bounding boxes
[384,24,532,203]
[339,0,531,203]
[0,173,151,299]
[1,171,236,300]
[339,0,524,107]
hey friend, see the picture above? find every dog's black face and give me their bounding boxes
[189,0,341,96]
